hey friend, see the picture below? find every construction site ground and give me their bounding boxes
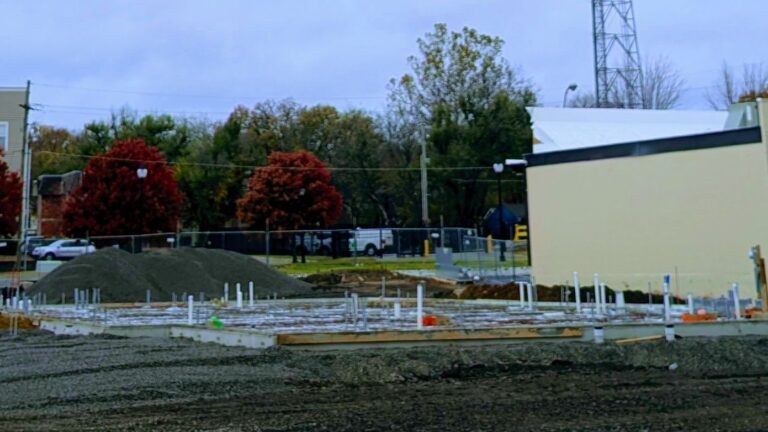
[2,331,768,431]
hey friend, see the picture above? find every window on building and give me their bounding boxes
[0,122,8,152]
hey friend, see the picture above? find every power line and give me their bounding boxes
[35,103,231,117]
[33,82,387,102]
[35,150,490,172]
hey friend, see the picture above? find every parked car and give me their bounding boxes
[294,231,332,255]
[21,236,49,256]
[32,239,96,260]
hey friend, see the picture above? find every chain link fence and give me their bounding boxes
[1,228,530,285]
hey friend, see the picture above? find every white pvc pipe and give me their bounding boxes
[248,281,254,307]
[687,293,694,315]
[594,326,604,344]
[236,282,241,303]
[664,324,675,342]
[351,293,358,324]
[616,291,625,312]
[236,290,243,308]
[224,282,229,303]
[526,283,534,311]
[599,283,607,314]
[187,295,194,325]
[417,283,424,328]
[574,272,581,313]
[732,283,741,320]
[663,275,671,323]
[518,282,525,308]
[593,273,600,314]
[394,301,401,319]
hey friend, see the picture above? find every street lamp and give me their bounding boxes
[134,166,148,252]
[562,83,578,107]
[492,162,506,262]
[505,158,530,268]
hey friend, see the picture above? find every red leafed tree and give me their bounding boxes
[238,151,343,230]
[0,149,22,237]
[63,139,183,236]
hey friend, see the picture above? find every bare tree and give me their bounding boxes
[567,92,597,108]
[573,55,684,110]
[706,62,768,110]
[640,56,685,109]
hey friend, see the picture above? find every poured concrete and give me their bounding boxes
[19,297,768,350]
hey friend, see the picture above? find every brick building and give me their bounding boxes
[37,171,82,237]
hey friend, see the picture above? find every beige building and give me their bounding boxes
[526,100,768,299]
[0,87,27,173]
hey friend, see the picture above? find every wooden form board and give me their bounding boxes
[276,326,583,346]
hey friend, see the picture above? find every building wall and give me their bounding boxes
[37,171,82,237]
[528,102,768,299]
[0,88,26,173]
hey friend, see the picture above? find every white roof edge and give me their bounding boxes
[527,106,730,153]
[0,87,26,92]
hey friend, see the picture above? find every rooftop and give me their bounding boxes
[527,107,729,153]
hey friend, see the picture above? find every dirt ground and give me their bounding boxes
[2,332,768,431]
[304,269,458,298]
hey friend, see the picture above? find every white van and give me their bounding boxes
[349,228,394,256]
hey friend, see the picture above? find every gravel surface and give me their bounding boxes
[2,332,768,431]
[28,248,312,303]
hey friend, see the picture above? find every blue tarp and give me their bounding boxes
[485,206,520,238]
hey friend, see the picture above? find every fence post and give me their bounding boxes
[265,219,270,266]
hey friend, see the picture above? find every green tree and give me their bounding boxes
[77,109,193,163]
[29,124,84,179]
[387,23,536,227]
[175,110,252,230]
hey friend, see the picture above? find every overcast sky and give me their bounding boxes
[2,0,767,129]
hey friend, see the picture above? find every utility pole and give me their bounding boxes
[419,131,429,228]
[14,80,32,276]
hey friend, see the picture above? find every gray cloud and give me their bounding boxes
[1,0,765,128]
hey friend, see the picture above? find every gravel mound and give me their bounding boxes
[28,247,312,303]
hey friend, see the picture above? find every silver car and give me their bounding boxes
[32,239,96,260]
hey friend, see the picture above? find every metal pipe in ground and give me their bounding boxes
[574,272,581,313]
[593,273,600,314]
[599,283,607,315]
[526,282,534,311]
[593,326,604,344]
[732,283,741,320]
[394,288,401,319]
[417,283,424,328]
[248,281,254,307]
[663,275,671,323]
[665,324,675,342]
[615,290,625,313]
[187,295,194,325]
[351,293,359,326]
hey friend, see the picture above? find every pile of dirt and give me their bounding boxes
[28,247,312,303]
[302,269,457,297]
[0,312,37,329]
[457,283,685,303]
